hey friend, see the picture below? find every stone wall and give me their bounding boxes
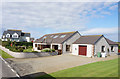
[0,45,58,58]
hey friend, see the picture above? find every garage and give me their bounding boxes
[79,45,87,56]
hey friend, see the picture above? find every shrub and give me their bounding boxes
[32,51,38,53]
[18,48,24,52]
[41,48,55,52]
[23,48,32,52]
[15,42,33,47]
[2,41,11,47]
[50,49,55,52]
[41,48,50,52]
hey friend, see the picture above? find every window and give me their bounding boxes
[43,36,46,39]
[12,33,18,38]
[2,35,5,38]
[13,35,18,38]
[6,33,10,38]
[35,44,37,47]
[53,35,59,38]
[60,35,66,38]
[66,45,70,51]
[111,46,114,52]
[101,46,105,52]
[50,35,54,38]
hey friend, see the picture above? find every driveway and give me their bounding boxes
[6,53,118,76]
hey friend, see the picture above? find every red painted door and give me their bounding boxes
[79,46,87,56]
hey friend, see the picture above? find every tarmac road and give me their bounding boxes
[0,56,19,79]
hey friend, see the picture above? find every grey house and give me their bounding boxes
[72,35,118,57]
[2,29,30,42]
[33,31,81,54]
[34,31,118,57]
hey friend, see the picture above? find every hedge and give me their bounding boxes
[2,41,33,47]
[41,48,55,52]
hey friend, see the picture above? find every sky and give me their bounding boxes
[1,1,119,42]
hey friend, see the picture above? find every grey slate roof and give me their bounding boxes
[73,35,103,44]
[21,33,30,37]
[105,38,118,45]
[34,31,79,44]
[2,29,30,38]
[4,29,22,36]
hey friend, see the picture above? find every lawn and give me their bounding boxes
[38,58,118,78]
[0,49,14,58]
[23,47,33,52]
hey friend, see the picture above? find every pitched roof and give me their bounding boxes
[2,29,30,37]
[34,31,79,44]
[21,32,30,37]
[105,38,118,45]
[3,29,22,36]
[73,35,103,44]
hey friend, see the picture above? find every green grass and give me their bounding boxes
[38,58,118,78]
[0,49,14,58]
[23,48,32,52]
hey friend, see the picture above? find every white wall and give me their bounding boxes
[26,37,30,42]
[94,37,110,55]
[20,36,30,42]
[33,43,47,52]
[72,44,93,57]
[109,45,118,54]
[62,32,81,54]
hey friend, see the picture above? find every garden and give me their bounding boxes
[1,40,36,52]
[0,39,55,53]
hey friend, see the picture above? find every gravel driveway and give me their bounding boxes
[6,53,118,76]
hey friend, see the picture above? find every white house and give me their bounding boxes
[33,31,118,57]
[2,29,31,42]
[72,35,118,57]
[33,31,81,54]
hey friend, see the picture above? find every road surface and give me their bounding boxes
[0,56,19,79]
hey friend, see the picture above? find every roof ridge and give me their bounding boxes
[8,29,22,31]
[23,32,30,34]
[45,31,77,35]
[82,35,103,37]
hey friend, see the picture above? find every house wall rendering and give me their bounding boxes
[72,44,93,57]
[62,32,81,54]
[94,36,110,56]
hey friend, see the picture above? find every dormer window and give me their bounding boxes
[2,35,5,38]
[12,33,18,38]
[6,33,10,38]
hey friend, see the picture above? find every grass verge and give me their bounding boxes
[0,49,14,58]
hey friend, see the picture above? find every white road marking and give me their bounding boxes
[0,56,20,78]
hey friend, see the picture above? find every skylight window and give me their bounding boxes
[60,35,66,38]
[50,35,54,38]
[43,36,46,39]
[53,35,59,38]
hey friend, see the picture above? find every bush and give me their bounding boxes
[15,42,33,47]
[41,48,50,52]
[41,48,55,52]
[23,48,32,52]
[51,49,55,52]
[5,46,24,52]
[2,41,11,47]
[32,51,38,53]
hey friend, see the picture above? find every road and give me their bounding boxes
[0,56,19,79]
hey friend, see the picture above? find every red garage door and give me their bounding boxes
[79,46,87,56]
